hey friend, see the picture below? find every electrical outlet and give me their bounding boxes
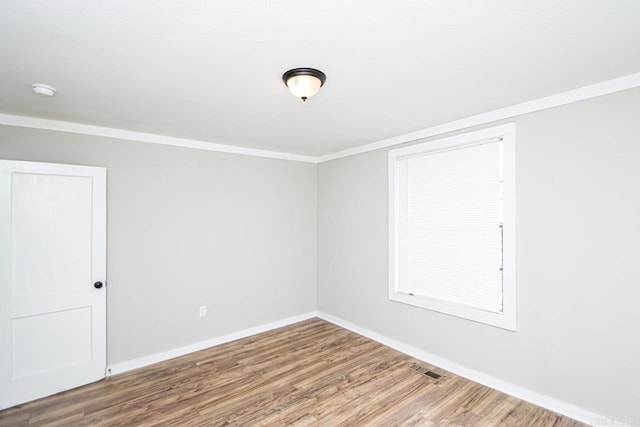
[199,305,207,317]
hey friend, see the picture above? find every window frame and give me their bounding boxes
[388,123,517,331]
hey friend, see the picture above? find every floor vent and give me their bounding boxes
[410,363,442,381]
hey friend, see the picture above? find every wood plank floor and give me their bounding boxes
[0,318,584,426]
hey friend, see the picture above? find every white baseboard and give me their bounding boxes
[316,311,630,427]
[107,311,316,376]
[106,310,631,426]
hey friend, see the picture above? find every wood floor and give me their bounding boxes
[0,318,584,426]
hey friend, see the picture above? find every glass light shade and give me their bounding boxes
[285,75,322,100]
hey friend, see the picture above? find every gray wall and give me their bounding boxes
[317,87,640,421]
[0,127,317,365]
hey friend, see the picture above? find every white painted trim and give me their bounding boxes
[316,311,631,427]
[318,72,640,163]
[0,114,318,164]
[2,73,639,165]
[106,311,316,376]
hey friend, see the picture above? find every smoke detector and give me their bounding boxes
[31,83,56,97]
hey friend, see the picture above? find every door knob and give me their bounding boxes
[94,281,104,289]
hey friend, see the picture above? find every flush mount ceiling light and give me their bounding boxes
[282,68,326,102]
[31,83,56,97]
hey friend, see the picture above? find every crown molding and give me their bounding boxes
[2,72,639,164]
[317,72,640,163]
[0,114,318,164]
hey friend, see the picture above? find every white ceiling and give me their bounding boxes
[1,1,639,157]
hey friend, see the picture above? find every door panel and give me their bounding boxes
[11,173,93,292]
[12,307,93,378]
[0,160,106,410]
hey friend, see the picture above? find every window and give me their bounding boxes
[388,124,516,330]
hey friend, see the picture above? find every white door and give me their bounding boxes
[0,160,106,410]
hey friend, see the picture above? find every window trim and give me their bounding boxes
[388,123,516,331]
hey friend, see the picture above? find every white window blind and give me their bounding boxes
[396,140,503,313]
[389,124,516,330]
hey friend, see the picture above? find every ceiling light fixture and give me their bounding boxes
[282,68,326,102]
[31,83,56,97]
